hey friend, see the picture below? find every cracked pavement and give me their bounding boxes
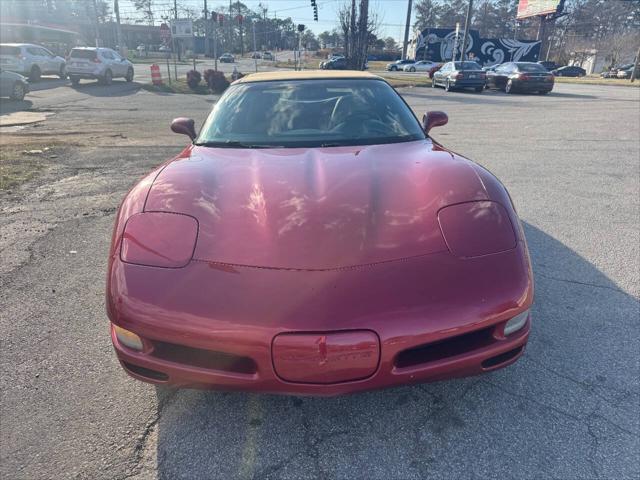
[0,80,638,479]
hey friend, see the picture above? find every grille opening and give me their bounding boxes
[123,362,169,381]
[481,346,523,369]
[151,341,257,374]
[395,327,495,369]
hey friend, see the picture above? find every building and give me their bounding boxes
[0,22,80,55]
[409,27,541,65]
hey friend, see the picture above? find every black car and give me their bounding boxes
[552,65,586,77]
[486,62,554,94]
[431,61,486,92]
[320,57,348,70]
[537,61,559,71]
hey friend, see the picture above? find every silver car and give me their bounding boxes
[0,69,29,100]
[67,47,134,86]
[0,43,66,81]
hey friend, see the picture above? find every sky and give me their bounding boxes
[116,0,414,40]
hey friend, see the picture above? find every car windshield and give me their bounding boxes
[70,49,97,59]
[196,79,426,148]
[516,63,547,72]
[454,62,481,70]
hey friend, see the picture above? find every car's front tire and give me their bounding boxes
[445,79,452,92]
[29,65,41,82]
[125,67,134,82]
[101,69,113,85]
[409,67,416,72]
[10,82,26,101]
[70,75,80,86]
[475,86,483,93]
[58,65,67,79]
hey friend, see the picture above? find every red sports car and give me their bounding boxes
[107,71,533,395]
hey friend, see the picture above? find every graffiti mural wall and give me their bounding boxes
[410,28,541,66]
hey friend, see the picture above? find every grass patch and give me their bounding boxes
[0,141,61,191]
[554,76,639,87]
[141,79,211,95]
[274,60,320,70]
[384,75,432,88]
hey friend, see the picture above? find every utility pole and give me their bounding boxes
[173,0,178,76]
[252,20,258,72]
[229,0,232,51]
[401,0,412,60]
[114,0,123,52]
[92,0,101,47]
[631,45,640,83]
[204,0,209,57]
[459,0,473,61]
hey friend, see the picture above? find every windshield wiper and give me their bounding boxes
[194,140,284,149]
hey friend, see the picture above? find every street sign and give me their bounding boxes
[160,23,171,40]
[171,19,193,38]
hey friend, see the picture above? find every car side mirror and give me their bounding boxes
[422,111,448,134]
[171,117,196,141]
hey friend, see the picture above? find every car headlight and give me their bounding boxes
[120,212,198,268]
[437,201,516,258]
[504,309,529,336]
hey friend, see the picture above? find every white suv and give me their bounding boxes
[67,47,134,86]
[0,43,67,81]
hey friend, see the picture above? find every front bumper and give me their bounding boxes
[107,243,533,396]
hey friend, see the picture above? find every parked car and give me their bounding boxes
[251,52,261,59]
[320,56,348,70]
[486,62,554,94]
[0,43,66,81]
[0,69,29,100]
[219,53,235,63]
[67,47,134,86]
[386,59,414,71]
[537,61,559,71]
[107,70,533,395]
[159,45,171,53]
[403,60,439,73]
[551,65,586,77]
[432,61,486,92]
[262,51,274,61]
[616,65,638,79]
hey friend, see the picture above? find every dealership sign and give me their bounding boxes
[170,19,193,38]
[516,0,564,19]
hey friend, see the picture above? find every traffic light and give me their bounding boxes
[310,0,318,21]
[297,24,305,32]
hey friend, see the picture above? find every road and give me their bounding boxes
[0,79,638,480]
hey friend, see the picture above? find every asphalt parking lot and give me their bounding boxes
[1,79,638,480]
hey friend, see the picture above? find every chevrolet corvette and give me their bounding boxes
[107,70,533,395]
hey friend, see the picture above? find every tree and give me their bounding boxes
[301,30,320,50]
[384,36,398,50]
[414,0,441,30]
[438,0,470,28]
[339,0,375,69]
[133,0,154,26]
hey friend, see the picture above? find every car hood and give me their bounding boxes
[144,140,488,270]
